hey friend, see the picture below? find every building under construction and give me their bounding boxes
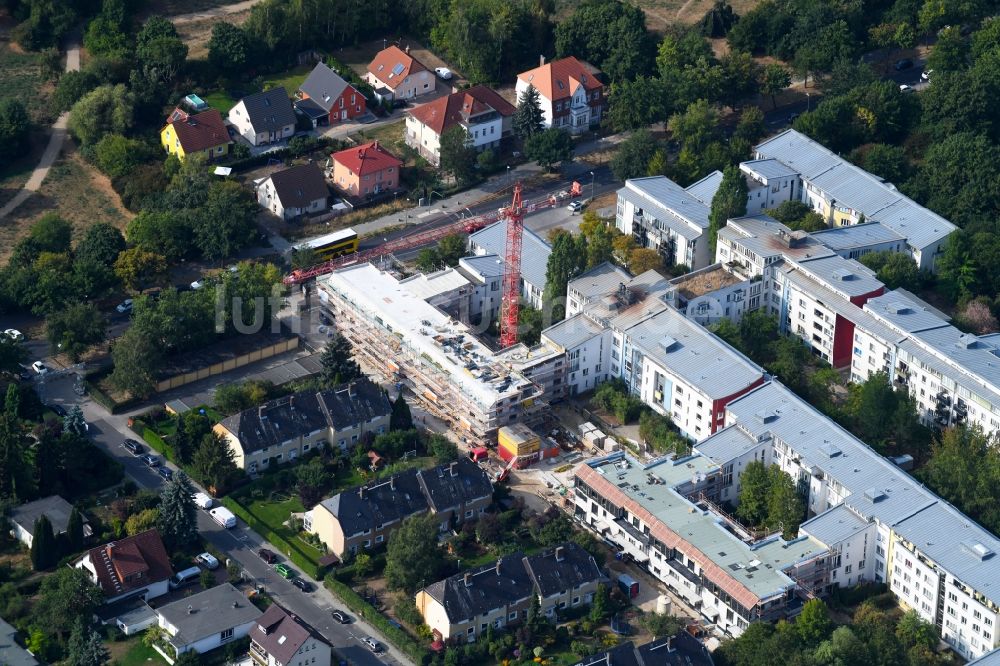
[318,262,563,444]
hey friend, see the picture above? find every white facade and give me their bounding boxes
[256,177,326,220]
[75,555,170,605]
[227,100,295,147]
[405,115,502,167]
[615,177,714,270]
[366,69,432,100]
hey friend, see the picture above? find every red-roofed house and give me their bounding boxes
[364,45,434,100]
[330,141,403,197]
[405,85,515,166]
[160,107,231,161]
[74,529,174,604]
[515,56,604,134]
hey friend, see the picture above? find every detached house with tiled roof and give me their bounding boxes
[306,457,492,558]
[295,62,366,127]
[74,529,174,604]
[228,87,296,147]
[515,56,604,134]
[364,45,434,100]
[213,378,391,474]
[405,85,515,166]
[160,107,231,161]
[331,140,402,197]
[250,604,331,666]
[256,163,330,220]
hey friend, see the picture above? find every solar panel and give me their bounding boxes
[391,62,405,76]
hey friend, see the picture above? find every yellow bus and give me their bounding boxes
[293,228,359,261]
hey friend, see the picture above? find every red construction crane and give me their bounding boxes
[499,182,524,349]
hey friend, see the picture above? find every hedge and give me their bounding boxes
[139,426,172,459]
[221,497,321,580]
[325,577,430,665]
[84,380,141,414]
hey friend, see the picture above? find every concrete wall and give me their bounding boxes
[155,337,299,393]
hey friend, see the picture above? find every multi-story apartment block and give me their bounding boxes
[468,221,550,312]
[615,174,721,270]
[662,264,760,326]
[214,379,391,473]
[319,263,548,442]
[747,129,956,271]
[515,57,604,134]
[415,543,604,643]
[250,605,331,666]
[306,458,492,558]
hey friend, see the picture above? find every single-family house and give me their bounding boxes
[228,88,297,146]
[405,85,515,166]
[306,457,492,558]
[213,378,391,473]
[256,163,329,220]
[160,107,231,161]
[415,543,604,643]
[9,495,88,548]
[295,62,366,127]
[154,583,262,663]
[250,604,331,666]
[75,529,174,604]
[0,616,39,666]
[364,45,433,100]
[330,140,403,197]
[515,56,604,134]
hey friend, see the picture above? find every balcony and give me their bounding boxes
[249,642,269,665]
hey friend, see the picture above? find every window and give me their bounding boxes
[221,628,234,641]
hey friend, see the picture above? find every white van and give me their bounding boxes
[192,492,213,509]
[169,566,201,589]
[209,506,237,529]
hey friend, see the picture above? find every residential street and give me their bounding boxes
[37,373,412,666]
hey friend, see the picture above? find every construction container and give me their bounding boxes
[468,447,489,462]
[540,437,561,460]
[498,424,541,459]
[617,573,639,600]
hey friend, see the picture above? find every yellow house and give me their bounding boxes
[160,107,231,161]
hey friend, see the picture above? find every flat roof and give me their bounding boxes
[863,291,951,335]
[799,503,872,547]
[792,254,884,299]
[458,254,505,279]
[325,263,534,406]
[581,453,827,604]
[624,307,763,400]
[694,425,760,465]
[741,158,799,181]
[568,262,633,303]
[542,313,605,351]
[906,326,1000,407]
[684,170,723,205]
[669,264,744,299]
[810,222,905,251]
[398,267,470,300]
[721,215,833,263]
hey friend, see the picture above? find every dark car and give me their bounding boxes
[123,439,144,455]
[894,58,914,71]
[158,467,174,481]
[330,610,351,624]
[49,404,67,417]
[291,578,312,592]
[257,548,278,564]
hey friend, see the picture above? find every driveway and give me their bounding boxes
[0,42,80,221]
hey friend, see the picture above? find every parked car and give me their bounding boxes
[49,404,67,417]
[274,563,295,579]
[899,84,914,93]
[192,492,213,509]
[116,299,133,313]
[257,548,278,564]
[330,610,351,624]
[362,638,382,653]
[921,69,933,81]
[158,467,173,481]
[567,200,584,214]
[31,361,50,375]
[169,566,201,590]
[196,552,220,570]
[123,438,144,455]
[291,578,312,592]
[3,329,23,342]
[894,58,914,71]
[434,67,453,80]
[140,454,160,467]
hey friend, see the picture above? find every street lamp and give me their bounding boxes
[806,92,811,113]
[589,171,595,203]
[506,165,511,189]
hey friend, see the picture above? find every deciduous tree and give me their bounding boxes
[209,22,250,73]
[385,513,443,592]
[114,247,167,293]
[439,125,477,184]
[68,84,135,146]
[708,165,748,255]
[611,129,658,181]
[47,303,106,361]
[0,100,31,161]
[760,63,791,109]
[524,128,573,172]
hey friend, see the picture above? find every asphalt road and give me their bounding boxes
[38,375,407,666]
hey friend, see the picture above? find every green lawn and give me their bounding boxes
[203,89,238,114]
[263,66,313,95]
[0,44,56,125]
[239,493,325,561]
[113,638,166,666]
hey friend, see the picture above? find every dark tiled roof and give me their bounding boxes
[299,62,353,113]
[166,108,230,153]
[578,635,716,666]
[319,468,428,536]
[81,529,173,599]
[10,495,76,537]
[219,378,391,455]
[239,87,296,133]
[253,604,326,665]
[416,457,492,514]
[267,163,329,210]
[424,552,534,622]
[523,543,605,598]
[294,97,328,120]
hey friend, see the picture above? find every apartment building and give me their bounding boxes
[695,380,1000,660]
[577,635,715,666]
[716,214,834,280]
[306,458,492,557]
[615,175,721,270]
[319,263,545,442]
[748,129,956,271]
[468,221,550,311]
[214,378,391,473]
[406,85,515,166]
[662,264,759,326]
[415,543,604,642]
[515,57,604,133]
[250,604,331,666]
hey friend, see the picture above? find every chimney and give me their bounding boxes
[555,546,565,562]
[373,140,379,151]
[449,461,458,477]
[187,605,194,615]
[539,54,546,66]
[464,572,472,587]
[405,45,411,55]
